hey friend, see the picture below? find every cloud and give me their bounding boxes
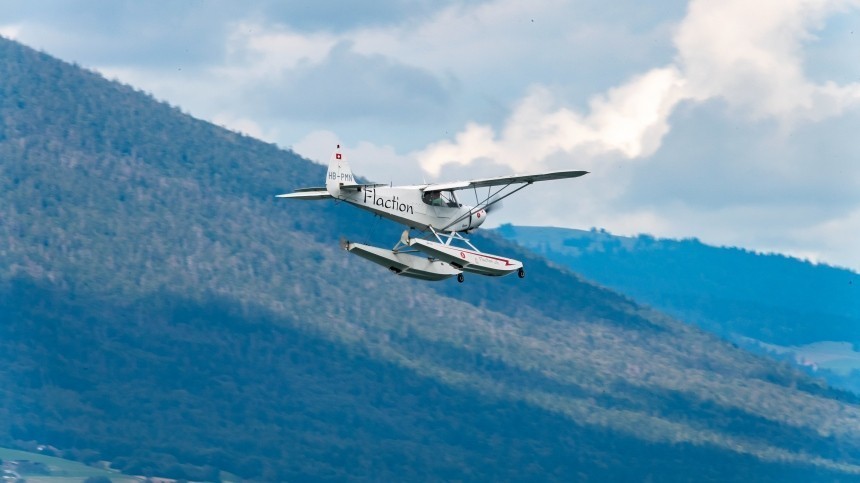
[252,40,454,122]
[222,21,338,76]
[414,67,686,176]
[168,0,686,158]
[246,0,492,32]
[0,24,22,39]
[675,0,860,121]
[414,0,860,176]
[200,21,458,127]
[4,0,235,67]
[292,130,342,164]
[7,0,687,154]
[95,19,458,150]
[795,207,860,268]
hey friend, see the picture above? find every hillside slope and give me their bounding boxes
[495,225,860,393]
[2,38,860,481]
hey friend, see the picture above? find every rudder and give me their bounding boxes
[326,144,356,196]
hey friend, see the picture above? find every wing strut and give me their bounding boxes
[440,181,532,232]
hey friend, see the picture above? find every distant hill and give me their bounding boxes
[495,225,860,392]
[2,37,860,481]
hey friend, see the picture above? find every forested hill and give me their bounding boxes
[495,225,860,393]
[2,37,860,482]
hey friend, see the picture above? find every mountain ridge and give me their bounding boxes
[2,37,860,481]
[495,224,860,393]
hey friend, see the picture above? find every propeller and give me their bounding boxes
[484,199,504,213]
[483,192,506,214]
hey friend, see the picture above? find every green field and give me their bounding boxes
[0,447,139,482]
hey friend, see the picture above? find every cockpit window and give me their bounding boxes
[422,190,459,208]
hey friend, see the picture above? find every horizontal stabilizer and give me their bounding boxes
[339,183,389,192]
[276,189,332,200]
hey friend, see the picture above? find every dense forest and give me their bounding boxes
[2,37,860,481]
[496,225,860,392]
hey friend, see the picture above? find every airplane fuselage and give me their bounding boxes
[336,185,486,233]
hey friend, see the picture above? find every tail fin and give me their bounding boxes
[326,144,357,196]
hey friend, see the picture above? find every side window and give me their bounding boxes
[423,191,445,206]
[422,190,460,207]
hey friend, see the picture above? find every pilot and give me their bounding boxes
[426,191,445,207]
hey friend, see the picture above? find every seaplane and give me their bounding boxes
[277,145,587,282]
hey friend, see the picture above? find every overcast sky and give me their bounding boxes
[3,0,860,270]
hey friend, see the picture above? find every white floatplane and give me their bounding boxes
[278,145,587,282]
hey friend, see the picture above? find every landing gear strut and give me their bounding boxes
[518,267,525,279]
[457,273,465,283]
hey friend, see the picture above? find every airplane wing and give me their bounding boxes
[423,170,588,192]
[422,169,588,231]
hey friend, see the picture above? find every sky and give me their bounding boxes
[3,0,860,270]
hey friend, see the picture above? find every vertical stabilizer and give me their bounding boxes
[326,144,356,197]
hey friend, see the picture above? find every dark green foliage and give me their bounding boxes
[496,225,860,392]
[496,225,859,346]
[1,279,849,482]
[2,37,860,482]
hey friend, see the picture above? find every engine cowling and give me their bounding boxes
[465,209,487,231]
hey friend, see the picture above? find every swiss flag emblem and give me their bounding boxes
[336,153,342,160]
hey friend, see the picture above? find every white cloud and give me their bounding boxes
[675,0,860,121]
[222,21,337,77]
[292,130,341,165]
[415,0,860,177]
[0,24,22,39]
[414,67,686,176]
[791,207,860,269]
[13,0,683,154]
